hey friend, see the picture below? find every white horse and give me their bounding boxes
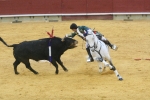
[85,30,123,81]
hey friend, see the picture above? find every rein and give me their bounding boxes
[88,40,98,49]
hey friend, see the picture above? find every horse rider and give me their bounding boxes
[65,23,118,62]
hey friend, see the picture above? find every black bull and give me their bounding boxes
[0,37,78,74]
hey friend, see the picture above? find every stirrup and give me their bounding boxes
[112,45,118,51]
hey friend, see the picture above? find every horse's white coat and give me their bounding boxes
[85,30,123,80]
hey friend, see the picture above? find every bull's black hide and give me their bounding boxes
[0,37,78,74]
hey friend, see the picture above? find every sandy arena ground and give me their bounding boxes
[0,20,150,100]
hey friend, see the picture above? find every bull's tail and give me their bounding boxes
[0,37,17,47]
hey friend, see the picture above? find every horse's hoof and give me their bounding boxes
[99,67,103,73]
[119,78,123,81]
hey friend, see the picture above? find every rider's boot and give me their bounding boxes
[86,47,94,62]
[103,40,118,51]
[111,44,118,51]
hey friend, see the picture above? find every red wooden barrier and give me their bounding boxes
[31,0,61,14]
[87,0,113,13]
[0,0,150,15]
[61,0,87,13]
[0,0,12,15]
[113,0,144,12]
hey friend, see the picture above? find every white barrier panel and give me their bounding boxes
[0,16,61,23]
[0,13,150,22]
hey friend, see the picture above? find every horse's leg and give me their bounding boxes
[98,62,106,73]
[109,61,123,81]
[103,60,107,71]
[98,62,103,72]
[96,57,107,72]
[101,60,109,67]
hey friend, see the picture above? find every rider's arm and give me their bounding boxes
[65,32,77,38]
[77,28,84,37]
[76,28,86,40]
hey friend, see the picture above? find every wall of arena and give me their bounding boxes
[0,0,150,22]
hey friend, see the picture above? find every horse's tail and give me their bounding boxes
[0,37,18,48]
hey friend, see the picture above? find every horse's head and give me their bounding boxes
[85,32,97,52]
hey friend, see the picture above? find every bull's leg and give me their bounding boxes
[23,60,38,74]
[109,61,123,81]
[13,60,20,74]
[51,60,59,74]
[56,58,68,72]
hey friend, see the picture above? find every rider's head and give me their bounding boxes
[70,23,78,32]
